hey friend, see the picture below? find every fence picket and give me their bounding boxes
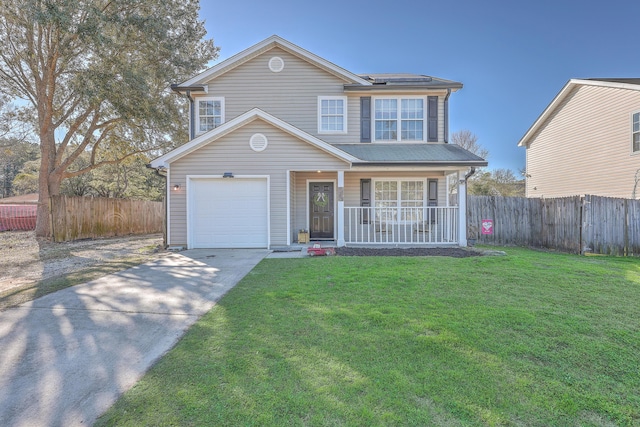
[468,195,640,257]
[50,195,163,242]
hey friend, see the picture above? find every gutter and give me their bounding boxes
[343,83,463,92]
[352,161,488,168]
[171,84,207,140]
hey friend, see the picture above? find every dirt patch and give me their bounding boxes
[0,231,164,297]
[335,247,483,257]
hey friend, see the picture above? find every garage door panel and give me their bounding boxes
[189,178,268,248]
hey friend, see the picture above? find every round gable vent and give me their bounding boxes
[268,56,284,73]
[250,133,268,152]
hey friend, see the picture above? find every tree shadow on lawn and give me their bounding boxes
[0,249,267,427]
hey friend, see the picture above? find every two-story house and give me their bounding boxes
[518,78,640,198]
[150,35,486,249]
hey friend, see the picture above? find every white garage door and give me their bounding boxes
[188,177,269,248]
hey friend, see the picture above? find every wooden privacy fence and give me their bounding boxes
[468,195,640,256]
[50,195,163,242]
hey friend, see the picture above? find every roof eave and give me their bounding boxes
[170,84,208,93]
[352,161,488,167]
[344,83,463,92]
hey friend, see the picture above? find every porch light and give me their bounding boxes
[172,184,181,191]
[223,172,234,178]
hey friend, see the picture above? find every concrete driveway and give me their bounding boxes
[0,249,268,427]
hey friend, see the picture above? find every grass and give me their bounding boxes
[96,247,640,426]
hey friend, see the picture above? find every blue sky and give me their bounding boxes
[198,0,639,172]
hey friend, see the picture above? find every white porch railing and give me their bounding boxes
[344,206,459,245]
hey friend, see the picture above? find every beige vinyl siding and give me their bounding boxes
[438,96,446,142]
[526,85,640,198]
[198,47,449,144]
[200,47,356,144]
[168,119,349,246]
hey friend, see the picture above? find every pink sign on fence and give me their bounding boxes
[481,219,493,235]
[0,205,37,231]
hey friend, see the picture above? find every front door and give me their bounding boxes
[309,182,334,240]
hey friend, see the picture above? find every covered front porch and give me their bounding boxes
[287,168,470,247]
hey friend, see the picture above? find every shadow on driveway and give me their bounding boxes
[0,249,268,427]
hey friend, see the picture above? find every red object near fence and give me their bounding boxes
[0,204,37,231]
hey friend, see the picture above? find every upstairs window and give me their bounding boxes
[633,112,640,153]
[374,98,424,141]
[318,97,347,134]
[196,97,224,134]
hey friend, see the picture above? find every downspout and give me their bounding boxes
[463,166,476,245]
[444,88,451,143]
[170,85,196,140]
[146,164,168,248]
[186,90,195,140]
[465,166,477,181]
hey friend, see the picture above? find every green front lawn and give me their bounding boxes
[97,248,640,426]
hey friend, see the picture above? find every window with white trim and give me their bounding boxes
[633,111,640,153]
[195,97,224,134]
[318,96,347,134]
[374,180,426,222]
[374,98,424,141]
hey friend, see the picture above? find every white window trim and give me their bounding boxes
[194,96,225,135]
[372,96,426,142]
[317,96,348,134]
[632,110,640,154]
[372,178,428,224]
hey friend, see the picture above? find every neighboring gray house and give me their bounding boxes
[519,78,640,199]
[150,35,486,249]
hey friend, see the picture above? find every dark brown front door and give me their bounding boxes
[309,182,334,239]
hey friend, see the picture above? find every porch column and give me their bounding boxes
[337,170,345,247]
[458,175,468,247]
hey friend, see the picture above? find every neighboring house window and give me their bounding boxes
[196,97,224,133]
[374,98,424,141]
[318,96,347,133]
[373,180,425,222]
[633,112,640,153]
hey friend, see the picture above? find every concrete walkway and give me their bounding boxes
[0,249,268,427]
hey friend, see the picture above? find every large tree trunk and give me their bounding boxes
[34,127,61,238]
[34,163,50,238]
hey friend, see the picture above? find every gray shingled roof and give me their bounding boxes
[344,73,463,90]
[586,78,640,85]
[333,143,487,166]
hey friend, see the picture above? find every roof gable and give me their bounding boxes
[518,78,640,147]
[178,35,372,88]
[150,108,358,168]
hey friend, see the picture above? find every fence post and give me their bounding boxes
[579,196,583,255]
[49,196,55,242]
[624,198,629,256]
